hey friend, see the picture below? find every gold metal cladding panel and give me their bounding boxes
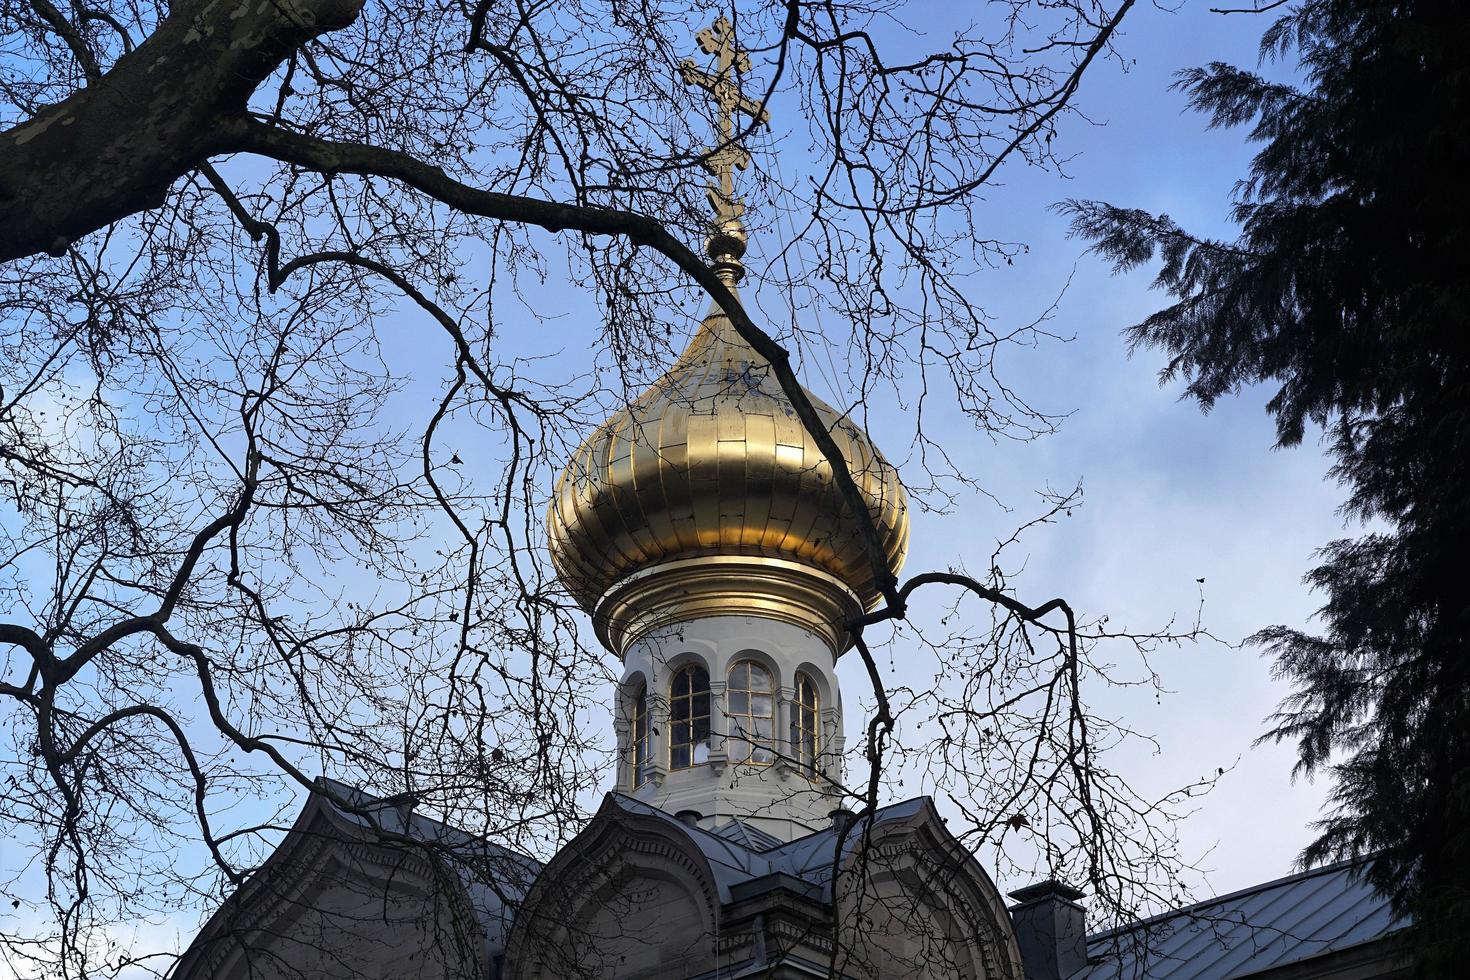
[660,419,698,555]
[785,437,828,563]
[547,310,910,616]
[631,417,675,557]
[586,450,632,569]
[716,400,745,441]
[717,436,746,546]
[688,411,722,550]
[743,411,776,548]
[607,421,653,561]
[629,422,668,562]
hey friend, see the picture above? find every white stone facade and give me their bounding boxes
[614,614,846,841]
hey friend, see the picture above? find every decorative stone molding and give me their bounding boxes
[175,798,494,980]
[503,800,725,980]
[828,804,1024,980]
[594,555,865,657]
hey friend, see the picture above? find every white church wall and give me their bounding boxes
[618,613,845,841]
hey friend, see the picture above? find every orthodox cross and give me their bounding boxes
[680,16,770,234]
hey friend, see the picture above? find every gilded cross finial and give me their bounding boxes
[680,15,770,285]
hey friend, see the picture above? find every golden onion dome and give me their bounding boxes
[547,303,909,650]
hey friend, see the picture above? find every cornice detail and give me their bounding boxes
[595,555,865,657]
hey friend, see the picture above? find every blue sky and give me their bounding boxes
[844,0,1339,899]
[0,2,1351,961]
[494,0,1342,906]
[372,0,1340,905]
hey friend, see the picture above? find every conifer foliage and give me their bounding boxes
[1062,1,1469,972]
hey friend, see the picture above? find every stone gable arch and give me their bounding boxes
[832,802,1024,980]
[176,793,492,980]
[502,797,724,980]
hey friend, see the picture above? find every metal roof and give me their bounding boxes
[316,779,542,959]
[607,793,930,903]
[1077,860,1404,980]
[713,817,786,852]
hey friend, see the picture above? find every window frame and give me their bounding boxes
[630,683,650,787]
[792,672,821,777]
[668,663,711,771]
[725,658,776,766]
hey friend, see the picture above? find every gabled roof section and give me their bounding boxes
[606,792,935,903]
[312,778,543,960]
[712,817,785,852]
[1078,859,1405,980]
[315,777,541,867]
[760,796,930,893]
[178,779,545,979]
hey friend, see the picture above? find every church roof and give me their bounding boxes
[1076,859,1404,980]
[605,792,930,904]
[544,304,910,645]
[176,780,546,978]
[314,779,543,961]
[712,816,786,851]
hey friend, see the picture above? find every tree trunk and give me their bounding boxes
[0,0,364,262]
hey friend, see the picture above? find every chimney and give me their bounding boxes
[1008,880,1088,980]
[675,809,702,827]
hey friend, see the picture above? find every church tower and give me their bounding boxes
[178,23,1030,980]
[545,17,908,843]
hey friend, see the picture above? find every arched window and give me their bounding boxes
[630,684,650,787]
[669,663,711,770]
[792,672,820,776]
[726,659,774,765]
